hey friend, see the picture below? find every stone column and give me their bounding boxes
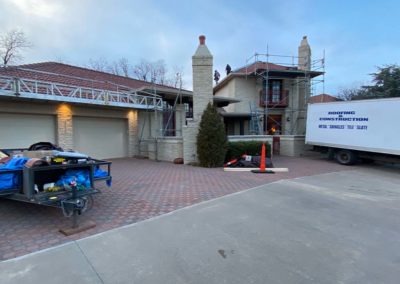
[128,110,139,157]
[175,104,184,137]
[57,104,73,150]
[182,35,213,164]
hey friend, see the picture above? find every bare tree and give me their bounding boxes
[87,57,110,72]
[132,59,151,81]
[171,65,185,88]
[85,57,184,87]
[133,59,170,85]
[0,30,32,66]
[87,57,131,77]
[118,57,130,77]
[108,61,121,76]
[151,60,167,84]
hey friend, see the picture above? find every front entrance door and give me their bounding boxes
[267,115,282,135]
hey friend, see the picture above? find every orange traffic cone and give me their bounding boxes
[252,143,275,174]
[260,143,266,172]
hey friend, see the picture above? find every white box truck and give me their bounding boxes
[305,98,400,165]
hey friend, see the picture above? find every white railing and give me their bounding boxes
[0,75,163,110]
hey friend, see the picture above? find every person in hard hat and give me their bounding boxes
[225,64,232,75]
[214,70,221,84]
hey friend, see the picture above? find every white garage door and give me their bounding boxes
[73,117,128,159]
[0,113,56,149]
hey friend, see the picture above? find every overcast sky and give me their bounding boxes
[1,0,399,95]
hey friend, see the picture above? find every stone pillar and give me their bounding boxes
[128,110,139,157]
[57,104,73,150]
[175,104,184,137]
[182,35,213,164]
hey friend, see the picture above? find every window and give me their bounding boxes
[271,81,281,103]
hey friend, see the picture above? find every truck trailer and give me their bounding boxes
[305,97,400,165]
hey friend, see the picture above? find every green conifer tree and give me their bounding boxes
[196,102,227,167]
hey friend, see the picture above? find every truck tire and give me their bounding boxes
[336,149,357,165]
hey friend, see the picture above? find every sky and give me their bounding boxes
[1,0,399,95]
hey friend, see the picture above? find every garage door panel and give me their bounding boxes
[73,117,128,159]
[0,113,56,149]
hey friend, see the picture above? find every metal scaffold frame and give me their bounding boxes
[244,48,325,135]
[0,74,163,110]
[138,73,184,160]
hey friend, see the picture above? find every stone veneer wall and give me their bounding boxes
[57,104,73,150]
[279,135,310,156]
[182,121,199,163]
[228,135,310,157]
[127,110,139,157]
[145,137,183,162]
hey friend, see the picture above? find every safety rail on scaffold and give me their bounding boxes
[0,75,163,110]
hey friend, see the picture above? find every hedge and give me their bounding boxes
[225,141,271,162]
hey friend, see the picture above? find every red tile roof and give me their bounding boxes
[214,61,324,94]
[233,61,297,74]
[309,94,341,103]
[0,62,181,93]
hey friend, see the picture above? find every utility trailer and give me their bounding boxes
[305,98,400,165]
[0,149,111,233]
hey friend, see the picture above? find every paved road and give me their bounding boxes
[1,167,400,283]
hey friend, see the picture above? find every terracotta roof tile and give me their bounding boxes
[233,61,297,74]
[0,62,180,93]
[309,94,341,103]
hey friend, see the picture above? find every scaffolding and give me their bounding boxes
[244,48,325,135]
[249,101,262,135]
[0,74,163,110]
[138,73,184,160]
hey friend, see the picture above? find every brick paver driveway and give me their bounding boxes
[0,155,354,260]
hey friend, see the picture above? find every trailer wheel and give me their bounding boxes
[336,150,357,165]
[81,195,94,213]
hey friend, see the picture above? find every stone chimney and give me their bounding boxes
[192,35,213,121]
[182,35,214,164]
[298,36,311,70]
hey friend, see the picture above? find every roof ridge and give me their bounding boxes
[15,61,185,91]
[232,61,292,74]
[18,61,147,83]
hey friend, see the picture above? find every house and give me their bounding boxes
[0,49,235,162]
[213,36,324,136]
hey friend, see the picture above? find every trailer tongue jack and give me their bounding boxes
[59,181,96,236]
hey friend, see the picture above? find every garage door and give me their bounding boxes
[0,113,56,149]
[73,117,128,159]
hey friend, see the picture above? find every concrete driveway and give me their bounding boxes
[1,166,400,283]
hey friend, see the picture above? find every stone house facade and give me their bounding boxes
[214,36,324,136]
[0,37,233,163]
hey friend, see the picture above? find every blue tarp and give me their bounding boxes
[0,158,111,191]
[0,157,29,190]
[93,166,112,187]
[55,169,92,189]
